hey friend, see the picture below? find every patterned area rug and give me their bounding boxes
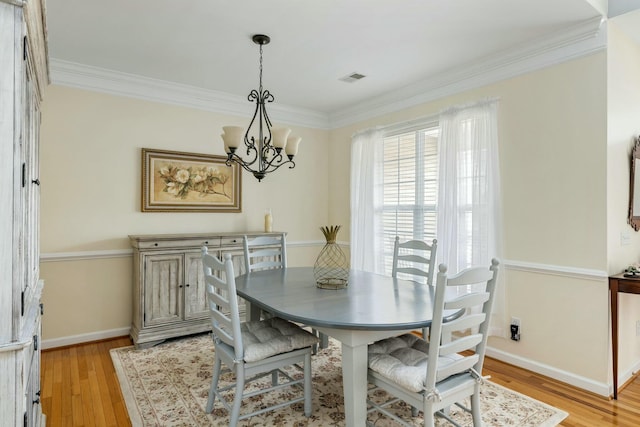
[110,333,568,426]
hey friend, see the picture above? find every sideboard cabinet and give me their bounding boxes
[129,232,282,348]
[0,1,48,426]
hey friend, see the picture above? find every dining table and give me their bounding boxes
[234,266,458,427]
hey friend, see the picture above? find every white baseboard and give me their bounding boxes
[42,327,130,350]
[486,345,610,397]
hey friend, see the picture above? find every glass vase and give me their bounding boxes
[314,225,349,289]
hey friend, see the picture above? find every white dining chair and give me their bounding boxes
[392,236,438,339]
[367,259,500,427]
[202,247,319,426]
[242,233,286,320]
[243,233,287,273]
[243,234,328,350]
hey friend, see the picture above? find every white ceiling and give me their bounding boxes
[46,0,608,125]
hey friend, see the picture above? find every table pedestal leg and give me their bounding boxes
[341,342,368,426]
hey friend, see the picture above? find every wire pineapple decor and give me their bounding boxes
[314,225,349,289]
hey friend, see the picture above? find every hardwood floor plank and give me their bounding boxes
[41,336,640,426]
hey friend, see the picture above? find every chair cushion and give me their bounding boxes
[241,317,319,363]
[368,333,462,392]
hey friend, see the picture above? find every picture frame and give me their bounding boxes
[141,148,241,212]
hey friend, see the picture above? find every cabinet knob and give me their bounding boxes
[185,283,190,287]
[204,241,208,245]
[40,303,44,315]
[154,243,158,246]
[178,285,183,288]
[32,178,40,186]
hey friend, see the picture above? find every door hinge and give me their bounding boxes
[143,312,146,322]
[33,335,38,351]
[21,291,25,316]
[22,163,26,188]
[23,36,27,61]
[23,412,27,427]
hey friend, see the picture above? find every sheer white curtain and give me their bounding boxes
[437,98,505,337]
[350,128,385,274]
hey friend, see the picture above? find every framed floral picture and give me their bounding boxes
[141,148,241,212]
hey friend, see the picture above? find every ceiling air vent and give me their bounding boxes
[339,72,366,83]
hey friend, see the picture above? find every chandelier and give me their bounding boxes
[221,34,301,182]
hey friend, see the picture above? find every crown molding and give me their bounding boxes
[328,16,606,128]
[49,59,331,129]
[50,16,606,131]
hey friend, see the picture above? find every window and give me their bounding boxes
[381,124,439,275]
[350,99,503,335]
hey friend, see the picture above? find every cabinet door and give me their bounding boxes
[143,253,183,327]
[184,252,208,320]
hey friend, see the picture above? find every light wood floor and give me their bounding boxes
[41,336,640,426]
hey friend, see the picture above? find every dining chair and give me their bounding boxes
[241,233,286,321]
[367,259,500,427]
[201,247,319,426]
[243,234,328,350]
[392,236,438,339]
[243,233,287,273]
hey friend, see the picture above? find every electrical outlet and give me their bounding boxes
[510,317,521,342]
[621,231,632,246]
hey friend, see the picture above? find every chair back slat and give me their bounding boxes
[435,354,479,383]
[202,246,243,360]
[438,333,482,357]
[207,296,235,347]
[445,266,494,287]
[396,254,429,264]
[445,292,489,311]
[391,236,437,286]
[440,313,486,338]
[425,259,500,389]
[243,234,287,273]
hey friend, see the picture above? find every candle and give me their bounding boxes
[264,209,273,232]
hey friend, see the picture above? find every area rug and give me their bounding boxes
[110,333,568,426]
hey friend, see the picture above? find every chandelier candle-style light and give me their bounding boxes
[221,34,301,182]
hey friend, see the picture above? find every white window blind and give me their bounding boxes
[381,125,439,274]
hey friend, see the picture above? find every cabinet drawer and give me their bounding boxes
[137,237,222,250]
[220,236,243,247]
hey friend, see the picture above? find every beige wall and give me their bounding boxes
[39,85,330,342]
[330,52,610,387]
[607,22,640,383]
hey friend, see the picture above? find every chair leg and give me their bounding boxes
[206,355,222,413]
[319,332,329,349]
[471,384,482,426]
[422,327,429,341]
[304,352,312,417]
[423,401,435,427]
[230,365,245,427]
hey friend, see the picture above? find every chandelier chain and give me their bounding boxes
[259,44,263,93]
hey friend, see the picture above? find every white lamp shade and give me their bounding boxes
[285,136,301,156]
[270,127,291,149]
[220,134,231,153]
[222,126,244,148]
